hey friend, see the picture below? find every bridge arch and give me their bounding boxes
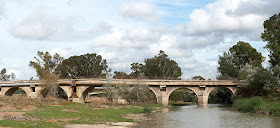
[3,87,30,97]
[168,87,200,104]
[38,86,70,99]
[208,86,237,104]
[167,87,200,97]
[79,86,95,101]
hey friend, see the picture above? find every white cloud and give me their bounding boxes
[9,12,112,41]
[10,12,58,40]
[0,0,5,19]
[176,0,278,45]
[50,48,71,57]
[92,27,162,48]
[119,2,159,22]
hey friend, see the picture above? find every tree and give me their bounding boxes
[192,76,205,80]
[57,53,108,78]
[113,71,130,79]
[29,51,63,79]
[237,65,269,97]
[261,13,280,66]
[217,41,264,79]
[143,50,182,79]
[0,68,15,81]
[130,63,144,78]
[29,51,63,97]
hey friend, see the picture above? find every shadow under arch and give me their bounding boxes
[39,86,70,99]
[4,87,28,96]
[168,87,200,104]
[148,86,201,105]
[208,86,235,104]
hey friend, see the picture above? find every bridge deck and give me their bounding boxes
[0,79,246,87]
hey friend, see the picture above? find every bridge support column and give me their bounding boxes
[197,95,209,107]
[149,86,169,106]
[149,86,179,106]
[197,87,215,107]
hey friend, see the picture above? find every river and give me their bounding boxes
[134,104,280,128]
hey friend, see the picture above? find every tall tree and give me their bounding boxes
[143,50,182,79]
[29,51,63,97]
[29,51,63,79]
[261,13,280,66]
[0,68,15,81]
[217,41,264,79]
[57,53,108,78]
[130,63,144,78]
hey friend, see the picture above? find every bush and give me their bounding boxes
[233,96,266,112]
[142,106,152,113]
[233,96,280,115]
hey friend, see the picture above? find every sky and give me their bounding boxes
[0,0,279,80]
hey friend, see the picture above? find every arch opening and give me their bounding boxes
[208,87,234,104]
[169,88,198,106]
[4,87,27,97]
[39,86,68,100]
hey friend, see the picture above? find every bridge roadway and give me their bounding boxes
[0,79,245,106]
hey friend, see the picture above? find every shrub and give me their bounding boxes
[233,96,266,112]
[142,106,152,113]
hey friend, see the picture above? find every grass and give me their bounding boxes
[233,96,280,116]
[0,97,162,128]
[0,95,67,108]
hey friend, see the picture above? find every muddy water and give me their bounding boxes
[134,104,280,128]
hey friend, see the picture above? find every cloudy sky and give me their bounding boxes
[0,0,279,80]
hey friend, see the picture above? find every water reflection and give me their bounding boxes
[134,105,280,128]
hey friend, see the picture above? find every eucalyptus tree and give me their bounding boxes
[57,53,108,78]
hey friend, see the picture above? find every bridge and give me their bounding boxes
[0,79,245,106]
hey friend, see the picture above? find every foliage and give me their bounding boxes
[57,53,108,78]
[29,51,63,79]
[261,13,280,66]
[169,89,196,103]
[233,96,266,112]
[104,83,151,104]
[217,41,264,79]
[29,51,63,97]
[142,105,153,113]
[113,71,130,79]
[208,87,233,104]
[0,68,15,81]
[233,96,280,115]
[130,63,144,78]
[192,76,205,80]
[237,64,280,97]
[143,50,182,79]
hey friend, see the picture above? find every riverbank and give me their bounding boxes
[0,96,162,128]
[233,96,280,116]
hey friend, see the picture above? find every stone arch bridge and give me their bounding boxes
[0,79,245,106]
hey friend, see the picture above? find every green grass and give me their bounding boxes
[0,102,154,128]
[233,96,280,115]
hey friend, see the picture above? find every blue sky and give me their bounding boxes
[0,0,279,80]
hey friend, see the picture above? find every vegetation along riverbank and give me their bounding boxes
[233,95,280,116]
[0,96,162,128]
